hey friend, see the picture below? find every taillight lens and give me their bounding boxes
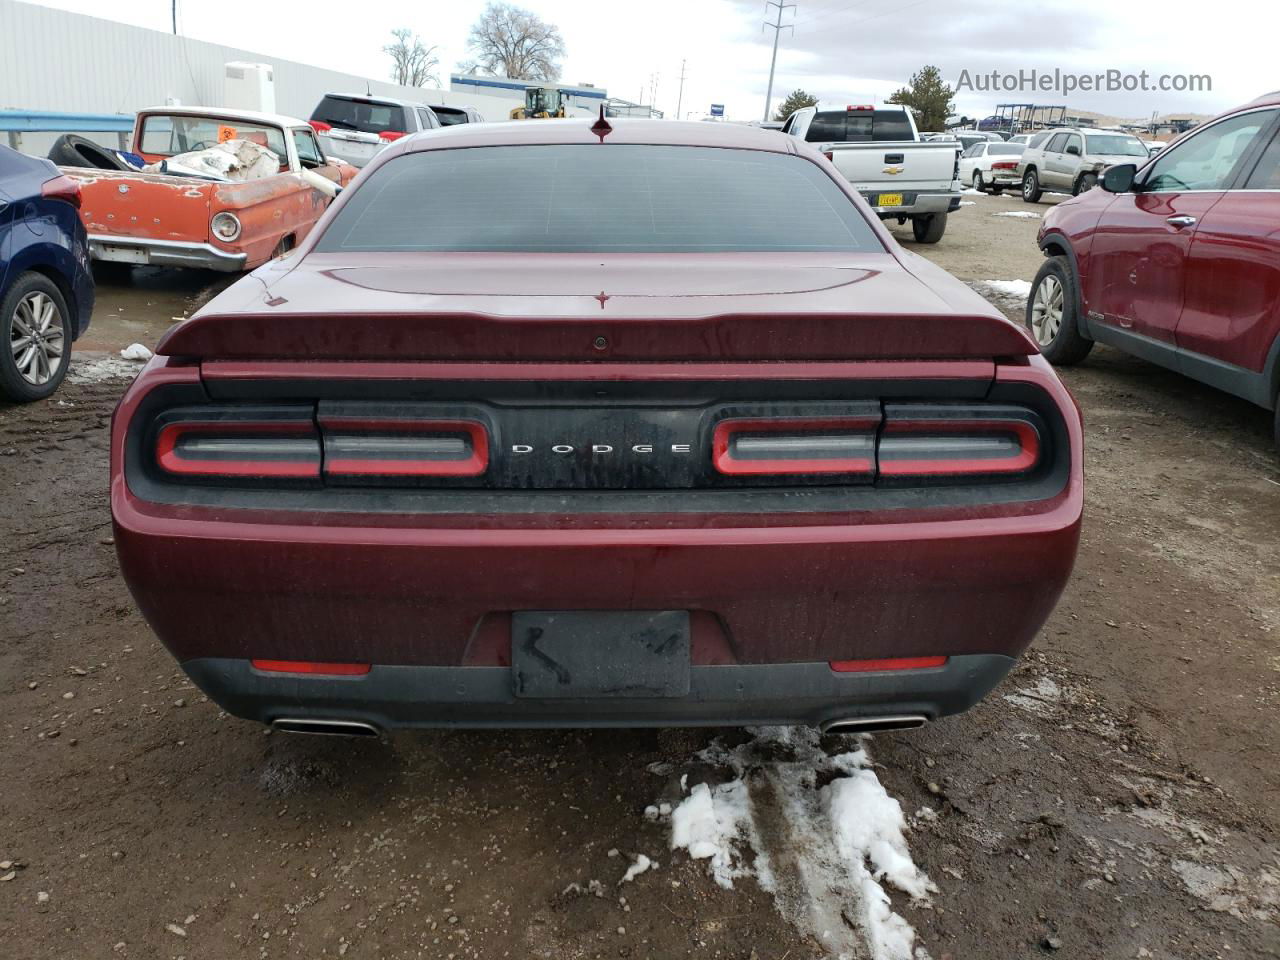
[309,120,332,133]
[320,414,488,478]
[822,150,834,162]
[829,656,947,673]
[378,130,406,141]
[154,413,320,480]
[991,161,1018,171]
[879,405,1041,479]
[251,659,370,676]
[41,174,82,209]
[713,416,878,477]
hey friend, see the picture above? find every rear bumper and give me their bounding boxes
[88,234,247,272]
[862,192,960,216]
[183,653,1016,730]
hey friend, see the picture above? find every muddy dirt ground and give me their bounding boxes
[2,191,1278,959]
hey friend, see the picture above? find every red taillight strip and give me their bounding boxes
[713,417,878,476]
[829,656,948,673]
[41,173,82,209]
[320,417,489,478]
[155,421,320,478]
[250,659,371,676]
[879,419,1039,477]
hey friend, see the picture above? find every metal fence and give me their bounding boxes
[0,110,133,152]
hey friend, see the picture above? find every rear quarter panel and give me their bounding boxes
[66,168,212,244]
[210,174,336,268]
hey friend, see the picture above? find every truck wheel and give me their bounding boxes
[912,213,947,244]
[971,170,985,192]
[1022,169,1043,203]
[0,272,71,403]
[1026,257,1093,365]
[1074,173,1098,195]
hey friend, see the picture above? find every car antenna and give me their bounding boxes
[591,105,613,142]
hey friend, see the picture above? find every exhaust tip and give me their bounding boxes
[820,714,929,735]
[271,718,382,738]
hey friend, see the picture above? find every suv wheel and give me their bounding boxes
[1074,172,1098,195]
[1022,169,1043,203]
[972,170,985,192]
[912,213,947,244]
[1026,257,1093,365]
[1,272,71,403]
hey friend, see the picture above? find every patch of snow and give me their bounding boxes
[619,853,654,885]
[669,780,752,889]
[1004,676,1062,714]
[655,727,933,960]
[992,211,1041,219]
[120,343,154,361]
[961,187,984,195]
[958,200,976,206]
[970,279,1033,306]
[68,355,142,384]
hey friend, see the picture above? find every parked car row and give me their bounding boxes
[307,93,484,168]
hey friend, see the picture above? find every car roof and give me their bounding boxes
[322,93,426,108]
[391,117,798,155]
[138,105,309,128]
[1244,90,1280,108]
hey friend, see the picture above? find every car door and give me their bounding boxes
[1083,109,1273,347]
[1037,133,1066,188]
[1174,110,1280,382]
[1047,133,1080,189]
[958,143,981,182]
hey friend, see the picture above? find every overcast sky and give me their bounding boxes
[23,0,1273,122]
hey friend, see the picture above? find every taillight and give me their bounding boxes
[41,174,82,209]
[822,150,834,162]
[309,120,332,133]
[251,659,371,676]
[319,413,488,478]
[153,409,320,480]
[991,161,1018,171]
[829,656,947,673]
[846,104,873,111]
[378,130,406,141]
[713,416,878,477]
[879,405,1041,479]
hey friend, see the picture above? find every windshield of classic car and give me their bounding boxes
[138,115,289,165]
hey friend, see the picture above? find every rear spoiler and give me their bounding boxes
[156,310,1039,362]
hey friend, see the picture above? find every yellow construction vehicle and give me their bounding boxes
[510,86,566,120]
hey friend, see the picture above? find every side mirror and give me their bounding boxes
[1102,164,1137,193]
[1065,144,1081,156]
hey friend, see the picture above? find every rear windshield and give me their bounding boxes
[310,96,410,135]
[138,115,287,159]
[315,144,882,254]
[430,106,470,126]
[1083,134,1149,157]
[987,143,1024,155]
[804,110,912,143]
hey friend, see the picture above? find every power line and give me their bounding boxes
[762,1,795,122]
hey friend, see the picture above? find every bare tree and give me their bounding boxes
[384,28,440,88]
[464,3,565,81]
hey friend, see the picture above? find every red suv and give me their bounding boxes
[1029,92,1280,447]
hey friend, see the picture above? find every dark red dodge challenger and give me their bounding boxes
[111,118,1083,736]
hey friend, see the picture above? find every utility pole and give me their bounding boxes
[171,0,177,33]
[675,59,687,122]
[762,1,795,122]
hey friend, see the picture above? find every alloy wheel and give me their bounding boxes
[1030,274,1064,346]
[10,291,66,386]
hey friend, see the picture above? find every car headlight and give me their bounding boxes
[210,211,242,242]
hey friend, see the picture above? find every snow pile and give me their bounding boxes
[961,187,985,195]
[970,279,1033,308]
[669,780,753,888]
[657,727,936,960]
[68,354,143,383]
[992,211,1041,219]
[120,343,153,361]
[619,853,654,885]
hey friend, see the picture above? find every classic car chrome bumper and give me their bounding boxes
[88,235,248,272]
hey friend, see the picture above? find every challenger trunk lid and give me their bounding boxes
[157,252,1037,361]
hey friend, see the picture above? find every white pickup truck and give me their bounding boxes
[782,105,963,243]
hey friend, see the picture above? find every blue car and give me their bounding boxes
[0,144,94,402]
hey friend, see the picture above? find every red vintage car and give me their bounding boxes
[1030,91,1280,446]
[111,118,1083,736]
[63,107,357,271]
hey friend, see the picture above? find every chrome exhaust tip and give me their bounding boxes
[820,714,929,735]
[271,718,382,738]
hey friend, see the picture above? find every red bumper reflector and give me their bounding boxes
[829,656,948,673]
[250,659,371,676]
